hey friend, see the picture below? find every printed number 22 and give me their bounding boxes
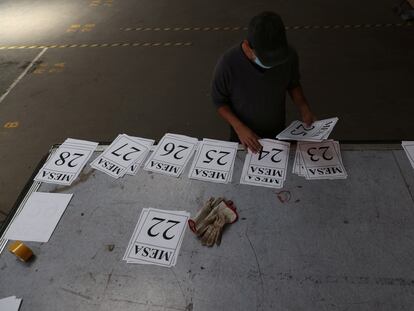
[147,217,180,240]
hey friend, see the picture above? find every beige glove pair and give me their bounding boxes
[188,197,238,247]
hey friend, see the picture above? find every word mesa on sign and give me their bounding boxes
[240,139,290,189]
[293,140,347,180]
[90,134,153,178]
[35,138,98,185]
[123,208,189,267]
[189,138,238,184]
[144,133,198,178]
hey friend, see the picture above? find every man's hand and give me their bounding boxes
[234,124,262,153]
[289,86,316,126]
[301,107,317,127]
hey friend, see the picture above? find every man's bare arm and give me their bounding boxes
[217,105,262,153]
[288,86,316,126]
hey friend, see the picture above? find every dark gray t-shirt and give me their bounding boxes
[211,43,301,140]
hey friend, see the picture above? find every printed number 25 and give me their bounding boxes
[203,150,230,165]
[291,124,315,136]
[147,217,180,240]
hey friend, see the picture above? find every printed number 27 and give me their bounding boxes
[111,143,141,161]
[147,217,180,240]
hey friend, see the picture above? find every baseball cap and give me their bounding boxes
[247,11,290,67]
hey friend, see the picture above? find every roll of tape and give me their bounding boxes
[8,241,33,262]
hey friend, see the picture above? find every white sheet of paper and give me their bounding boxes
[0,296,22,311]
[298,141,347,180]
[124,208,189,267]
[5,192,73,242]
[240,139,290,188]
[124,208,187,266]
[144,133,198,177]
[276,118,338,142]
[189,139,238,184]
[35,138,98,185]
[125,136,155,176]
[402,141,414,169]
[91,134,149,178]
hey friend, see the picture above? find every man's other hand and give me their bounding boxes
[235,124,262,153]
[301,108,317,127]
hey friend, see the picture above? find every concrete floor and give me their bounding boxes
[0,0,413,222]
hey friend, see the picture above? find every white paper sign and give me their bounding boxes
[189,139,238,184]
[91,134,150,178]
[5,192,73,242]
[144,134,198,177]
[277,117,338,142]
[402,141,414,169]
[126,137,155,176]
[240,139,290,188]
[298,140,347,179]
[124,208,189,267]
[35,139,98,185]
[0,296,22,311]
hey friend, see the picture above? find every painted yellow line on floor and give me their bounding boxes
[0,42,194,50]
[120,22,413,32]
[3,121,19,129]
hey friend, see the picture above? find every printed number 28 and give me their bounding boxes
[147,217,180,240]
[55,152,84,167]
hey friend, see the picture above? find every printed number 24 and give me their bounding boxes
[258,148,283,163]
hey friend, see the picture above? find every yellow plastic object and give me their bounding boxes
[8,241,33,262]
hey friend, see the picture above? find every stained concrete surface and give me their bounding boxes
[1,148,414,310]
[0,0,413,223]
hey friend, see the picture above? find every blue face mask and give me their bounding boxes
[254,55,273,69]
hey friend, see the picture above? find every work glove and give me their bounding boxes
[192,199,238,247]
[188,197,223,233]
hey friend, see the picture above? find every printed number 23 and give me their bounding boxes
[147,217,180,240]
[307,146,333,161]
